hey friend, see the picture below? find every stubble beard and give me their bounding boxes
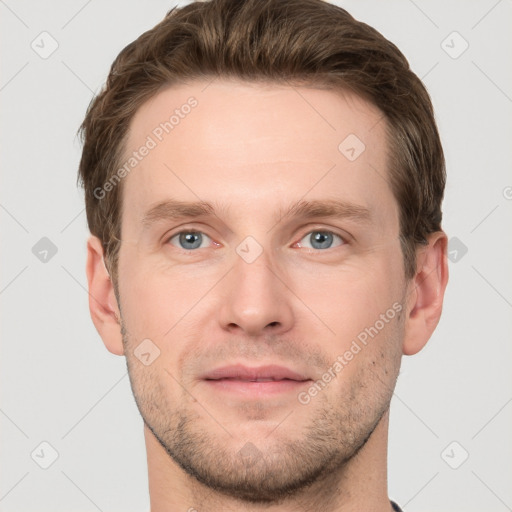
[121,321,402,504]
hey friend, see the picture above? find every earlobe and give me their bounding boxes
[85,235,124,356]
[402,231,449,356]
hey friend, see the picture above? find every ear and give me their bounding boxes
[85,235,124,355]
[402,231,449,356]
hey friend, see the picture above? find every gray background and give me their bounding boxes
[1,1,511,511]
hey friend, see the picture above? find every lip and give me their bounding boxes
[202,364,310,382]
[202,364,312,397]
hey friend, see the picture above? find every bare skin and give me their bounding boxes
[86,79,448,512]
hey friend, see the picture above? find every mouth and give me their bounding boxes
[202,364,312,396]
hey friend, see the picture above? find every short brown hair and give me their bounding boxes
[78,0,445,286]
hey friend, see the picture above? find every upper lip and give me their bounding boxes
[203,364,311,381]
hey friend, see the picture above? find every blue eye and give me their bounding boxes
[297,231,344,250]
[168,231,212,250]
[166,229,345,252]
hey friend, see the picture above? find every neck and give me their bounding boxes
[145,410,393,512]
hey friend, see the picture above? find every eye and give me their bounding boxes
[167,231,212,251]
[295,230,345,250]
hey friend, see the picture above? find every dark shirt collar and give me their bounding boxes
[391,500,403,512]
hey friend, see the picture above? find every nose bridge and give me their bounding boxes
[235,242,278,298]
[218,238,294,335]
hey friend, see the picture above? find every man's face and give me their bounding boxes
[116,79,407,501]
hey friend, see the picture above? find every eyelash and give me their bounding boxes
[165,228,347,252]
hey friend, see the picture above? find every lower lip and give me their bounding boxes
[203,378,311,397]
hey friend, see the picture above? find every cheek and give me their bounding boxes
[117,255,182,342]
[288,255,403,344]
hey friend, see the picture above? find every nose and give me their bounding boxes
[217,246,294,337]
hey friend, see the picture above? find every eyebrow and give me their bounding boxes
[141,197,372,230]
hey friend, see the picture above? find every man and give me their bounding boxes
[79,0,448,510]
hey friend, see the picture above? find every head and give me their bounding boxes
[80,0,448,504]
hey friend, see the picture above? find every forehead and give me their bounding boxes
[120,79,396,234]
[127,79,386,158]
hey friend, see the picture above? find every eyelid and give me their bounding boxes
[294,224,352,245]
[162,223,212,243]
[293,229,348,250]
